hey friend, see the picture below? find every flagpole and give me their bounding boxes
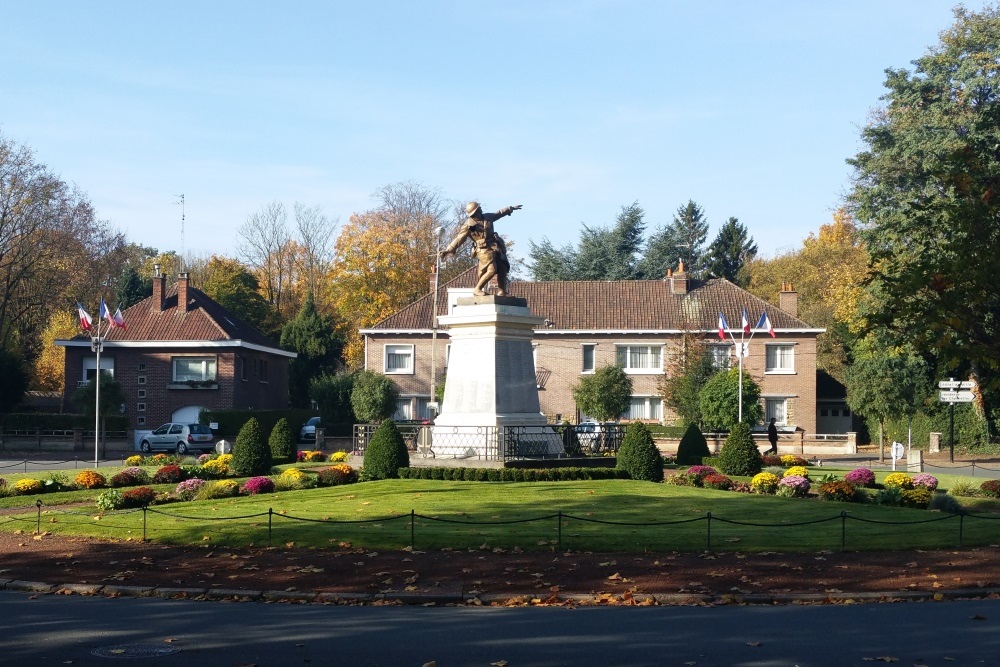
[94,312,102,468]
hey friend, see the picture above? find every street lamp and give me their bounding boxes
[429,226,445,420]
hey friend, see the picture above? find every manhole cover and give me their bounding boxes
[92,644,181,659]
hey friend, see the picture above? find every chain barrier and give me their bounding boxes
[8,502,999,554]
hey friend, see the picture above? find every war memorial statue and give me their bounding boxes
[440,201,521,296]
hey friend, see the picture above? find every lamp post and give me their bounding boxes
[429,226,444,419]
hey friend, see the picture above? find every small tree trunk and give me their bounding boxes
[878,420,884,463]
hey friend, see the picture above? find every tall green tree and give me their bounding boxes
[280,292,344,408]
[698,368,763,432]
[525,237,577,281]
[574,202,646,281]
[572,364,633,422]
[350,370,399,423]
[847,5,1000,410]
[310,371,356,435]
[705,217,757,285]
[658,333,719,426]
[200,255,279,337]
[115,266,151,310]
[845,342,933,460]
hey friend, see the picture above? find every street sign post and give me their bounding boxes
[937,379,978,463]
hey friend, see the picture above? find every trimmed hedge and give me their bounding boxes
[362,420,409,480]
[396,467,628,481]
[616,422,664,482]
[675,423,711,465]
[0,412,128,432]
[232,417,272,476]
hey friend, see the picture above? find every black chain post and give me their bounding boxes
[410,509,415,550]
[557,510,562,551]
[840,511,847,552]
[142,505,147,541]
[959,511,965,548]
[268,508,273,547]
[706,511,712,551]
[35,499,42,534]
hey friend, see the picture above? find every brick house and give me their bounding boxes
[56,272,296,437]
[361,266,827,434]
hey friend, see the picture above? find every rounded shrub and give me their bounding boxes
[152,465,186,484]
[124,455,143,466]
[362,420,410,480]
[241,476,275,495]
[317,464,358,486]
[329,451,349,463]
[717,423,762,477]
[901,487,932,509]
[74,470,107,489]
[111,467,150,488]
[928,492,964,513]
[819,481,859,502]
[980,479,1000,498]
[912,473,939,491]
[95,489,125,511]
[783,465,810,479]
[615,422,664,482]
[675,423,711,465]
[233,417,272,477]
[174,478,206,500]
[121,487,156,508]
[844,468,876,488]
[750,472,780,494]
[268,418,295,464]
[776,475,810,498]
[883,473,914,490]
[702,472,733,491]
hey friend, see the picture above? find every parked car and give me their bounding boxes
[138,423,215,454]
[299,416,321,443]
[575,421,605,452]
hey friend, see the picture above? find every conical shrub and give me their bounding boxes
[362,420,410,480]
[616,422,664,482]
[717,422,762,476]
[676,423,711,465]
[233,417,272,476]
[268,417,295,464]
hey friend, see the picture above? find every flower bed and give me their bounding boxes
[912,473,938,491]
[818,481,858,502]
[317,464,358,486]
[152,465,186,484]
[174,478,206,500]
[777,475,810,498]
[111,467,150,488]
[750,472,780,494]
[783,465,810,479]
[883,473,914,490]
[241,476,275,495]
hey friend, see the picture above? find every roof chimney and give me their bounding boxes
[670,260,688,295]
[429,265,437,295]
[152,265,166,312]
[177,273,191,312]
[779,281,798,318]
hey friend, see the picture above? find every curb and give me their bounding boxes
[3,578,999,606]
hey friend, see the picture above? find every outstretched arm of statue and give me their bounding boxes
[440,226,470,258]
[496,205,522,218]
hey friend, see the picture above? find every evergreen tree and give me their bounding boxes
[0,350,28,413]
[698,368,763,432]
[616,422,663,482]
[526,237,577,281]
[115,266,151,310]
[310,371,356,436]
[717,422,762,476]
[280,292,344,407]
[705,217,757,285]
[362,420,410,480]
[675,422,711,465]
[268,417,295,464]
[232,417,272,476]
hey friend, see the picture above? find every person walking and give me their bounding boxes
[766,418,779,455]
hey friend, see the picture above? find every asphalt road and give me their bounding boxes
[2,591,999,666]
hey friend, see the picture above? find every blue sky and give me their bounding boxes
[2,1,984,271]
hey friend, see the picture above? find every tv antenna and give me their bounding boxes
[173,194,185,268]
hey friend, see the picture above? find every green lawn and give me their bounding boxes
[3,476,999,553]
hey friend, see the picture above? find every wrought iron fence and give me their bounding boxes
[352,423,626,461]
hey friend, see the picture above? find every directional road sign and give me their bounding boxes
[939,380,977,390]
[939,390,975,403]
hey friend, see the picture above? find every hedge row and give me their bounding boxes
[396,466,630,482]
[0,413,128,432]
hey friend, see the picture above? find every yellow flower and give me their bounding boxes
[330,451,349,463]
[784,466,810,479]
[74,470,107,489]
[124,455,143,466]
[13,478,43,495]
[750,472,780,494]
[884,473,914,490]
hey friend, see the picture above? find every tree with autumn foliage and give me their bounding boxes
[744,208,868,382]
[199,255,280,338]
[33,310,79,392]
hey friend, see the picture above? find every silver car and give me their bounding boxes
[139,423,214,454]
[299,416,321,443]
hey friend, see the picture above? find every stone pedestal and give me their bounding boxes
[431,296,563,459]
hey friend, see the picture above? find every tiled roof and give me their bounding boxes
[369,267,817,332]
[66,283,280,348]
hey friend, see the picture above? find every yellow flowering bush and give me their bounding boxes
[780,454,809,467]
[13,478,44,495]
[750,472,780,494]
[74,470,107,489]
[124,455,143,466]
[784,465,810,479]
[301,450,327,463]
[152,453,170,463]
[329,451,349,463]
[202,453,233,476]
[901,487,932,509]
[194,479,240,500]
[275,467,314,491]
[883,473,914,490]
[280,468,309,481]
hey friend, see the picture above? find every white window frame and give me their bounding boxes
[765,343,795,374]
[615,344,662,374]
[392,397,414,421]
[624,396,663,421]
[384,344,415,375]
[581,344,596,373]
[82,356,115,380]
[172,356,217,382]
[708,344,732,370]
[766,398,788,426]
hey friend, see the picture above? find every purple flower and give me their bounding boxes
[175,478,205,498]
[241,476,275,495]
[778,475,810,495]
[844,468,876,488]
[912,473,939,491]
[686,465,717,479]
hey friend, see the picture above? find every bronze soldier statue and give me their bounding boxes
[440,201,521,296]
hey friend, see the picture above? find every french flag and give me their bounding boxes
[77,302,93,332]
[717,312,729,340]
[112,307,126,331]
[741,307,751,334]
[755,311,776,337]
[100,298,115,329]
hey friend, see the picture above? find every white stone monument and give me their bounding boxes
[431,295,563,458]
